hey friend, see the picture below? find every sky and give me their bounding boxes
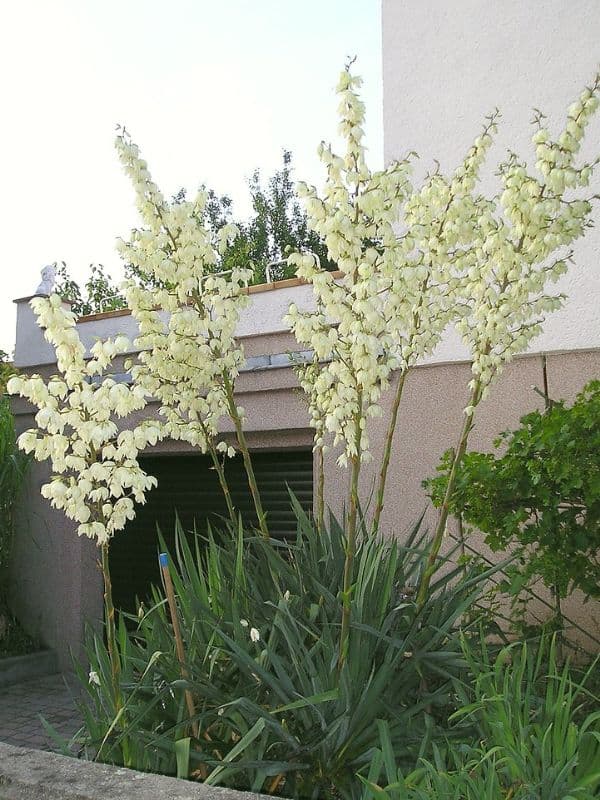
[0,0,383,354]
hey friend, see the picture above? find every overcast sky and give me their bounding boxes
[0,0,382,354]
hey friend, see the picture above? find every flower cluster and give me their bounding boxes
[115,131,251,455]
[398,113,500,373]
[8,295,158,545]
[285,67,414,465]
[285,68,494,464]
[288,65,600,472]
[454,75,600,409]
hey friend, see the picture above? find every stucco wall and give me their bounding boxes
[382,0,600,359]
[10,457,102,667]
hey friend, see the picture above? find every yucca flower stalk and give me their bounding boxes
[7,295,159,761]
[286,65,414,666]
[115,130,269,538]
[416,70,600,607]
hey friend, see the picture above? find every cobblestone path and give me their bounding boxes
[0,673,81,751]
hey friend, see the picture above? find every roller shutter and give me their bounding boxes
[109,449,313,612]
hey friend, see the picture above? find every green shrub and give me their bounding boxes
[71,503,496,798]
[362,637,600,799]
[426,380,600,605]
[0,394,33,656]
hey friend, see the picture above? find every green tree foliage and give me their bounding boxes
[56,151,333,314]
[0,351,17,393]
[54,262,126,316]
[0,395,32,656]
[425,380,600,601]
[172,150,333,283]
[230,150,333,283]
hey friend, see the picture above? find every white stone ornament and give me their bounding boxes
[34,264,57,296]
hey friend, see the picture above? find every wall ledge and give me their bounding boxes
[13,295,73,307]
[0,742,273,800]
[75,271,343,323]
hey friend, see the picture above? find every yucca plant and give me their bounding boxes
[71,501,498,798]
[361,636,600,799]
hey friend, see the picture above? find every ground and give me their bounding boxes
[0,673,80,751]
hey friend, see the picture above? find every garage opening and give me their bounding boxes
[109,449,314,613]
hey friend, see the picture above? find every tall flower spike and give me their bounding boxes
[286,65,417,669]
[116,132,250,454]
[116,132,269,538]
[286,65,414,467]
[456,73,600,402]
[8,295,158,545]
[417,69,600,610]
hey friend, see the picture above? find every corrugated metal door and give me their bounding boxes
[109,449,313,612]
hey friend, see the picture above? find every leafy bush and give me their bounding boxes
[0,394,32,655]
[71,504,496,798]
[426,380,600,602]
[0,351,17,394]
[362,637,600,799]
[54,262,127,317]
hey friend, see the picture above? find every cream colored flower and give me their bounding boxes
[8,296,159,545]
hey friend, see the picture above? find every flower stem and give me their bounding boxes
[338,406,362,670]
[101,542,121,703]
[316,444,325,534]
[372,369,408,534]
[100,541,130,766]
[207,440,237,528]
[416,379,481,610]
[223,376,269,539]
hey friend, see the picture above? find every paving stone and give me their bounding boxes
[0,673,81,752]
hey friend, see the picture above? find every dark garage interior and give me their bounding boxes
[109,448,314,612]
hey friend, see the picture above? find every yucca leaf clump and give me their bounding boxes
[72,503,496,798]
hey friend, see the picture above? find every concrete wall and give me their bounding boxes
[13,279,317,369]
[0,742,272,800]
[10,456,102,666]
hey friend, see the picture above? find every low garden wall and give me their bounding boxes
[0,742,271,800]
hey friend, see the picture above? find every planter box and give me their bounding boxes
[0,650,58,688]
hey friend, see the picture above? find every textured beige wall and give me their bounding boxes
[323,350,600,648]
[10,451,103,668]
[323,355,547,527]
